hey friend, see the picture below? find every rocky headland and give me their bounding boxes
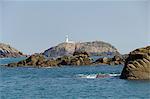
[0,43,26,58]
[120,46,150,80]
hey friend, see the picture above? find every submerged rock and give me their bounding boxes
[0,43,26,58]
[120,46,150,80]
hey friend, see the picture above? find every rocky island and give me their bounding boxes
[0,43,26,58]
[43,41,120,58]
[7,40,125,67]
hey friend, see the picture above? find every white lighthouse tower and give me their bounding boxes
[65,35,74,43]
[65,35,69,43]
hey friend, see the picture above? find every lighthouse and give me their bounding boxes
[65,35,69,43]
[65,35,74,43]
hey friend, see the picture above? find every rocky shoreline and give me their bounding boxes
[1,42,150,80]
[7,51,125,67]
[7,46,150,80]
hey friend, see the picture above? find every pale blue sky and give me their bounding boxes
[0,0,149,54]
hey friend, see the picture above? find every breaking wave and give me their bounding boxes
[76,73,120,79]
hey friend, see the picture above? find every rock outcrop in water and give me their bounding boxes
[0,43,25,58]
[8,54,59,67]
[120,46,150,80]
[8,51,92,67]
[43,41,119,58]
[55,51,91,66]
[93,55,124,65]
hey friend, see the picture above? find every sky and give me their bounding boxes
[0,0,149,54]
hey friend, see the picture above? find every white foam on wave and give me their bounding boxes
[76,73,120,79]
[77,74,97,79]
[108,74,121,77]
[43,67,53,68]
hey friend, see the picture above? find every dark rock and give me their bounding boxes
[69,51,91,65]
[8,54,59,67]
[94,57,110,64]
[70,57,91,66]
[56,56,72,65]
[7,51,92,67]
[58,51,92,66]
[120,46,150,80]
[122,54,129,60]
[94,55,124,65]
[73,51,89,57]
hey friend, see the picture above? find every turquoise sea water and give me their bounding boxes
[0,58,150,99]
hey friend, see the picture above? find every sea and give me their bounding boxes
[0,57,150,99]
